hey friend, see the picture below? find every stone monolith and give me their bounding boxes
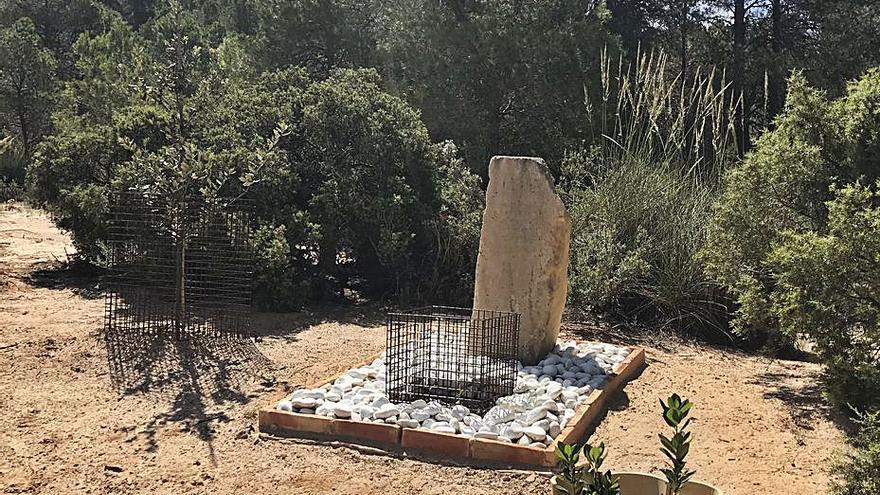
[473,156,571,365]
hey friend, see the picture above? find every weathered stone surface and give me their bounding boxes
[473,156,570,364]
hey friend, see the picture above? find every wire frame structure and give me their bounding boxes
[104,192,254,339]
[385,306,519,413]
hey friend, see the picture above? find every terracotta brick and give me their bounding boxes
[470,438,553,467]
[615,348,647,379]
[400,428,471,458]
[333,420,401,445]
[259,348,649,469]
[258,409,335,435]
[554,348,646,448]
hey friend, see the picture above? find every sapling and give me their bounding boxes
[582,442,620,495]
[659,394,696,495]
[554,442,620,495]
[555,443,587,495]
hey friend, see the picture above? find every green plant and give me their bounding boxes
[554,442,620,495]
[704,69,880,352]
[555,443,588,495]
[562,50,737,338]
[830,408,880,495]
[583,443,621,495]
[767,181,880,411]
[659,394,696,495]
[28,9,484,308]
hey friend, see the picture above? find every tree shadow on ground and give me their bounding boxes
[25,259,105,299]
[250,303,386,341]
[747,366,856,435]
[104,324,275,462]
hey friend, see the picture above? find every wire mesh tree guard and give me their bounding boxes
[385,306,520,413]
[103,192,255,339]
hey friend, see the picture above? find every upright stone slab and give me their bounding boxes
[473,156,571,365]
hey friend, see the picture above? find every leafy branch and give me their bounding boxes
[659,394,696,495]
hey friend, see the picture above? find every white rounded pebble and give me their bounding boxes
[291,397,318,409]
[474,430,499,440]
[521,407,547,425]
[410,409,430,422]
[451,405,470,420]
[277,400,293,412]
[374,404,401,419]
[523,426,547,441]
[333,404,353,418]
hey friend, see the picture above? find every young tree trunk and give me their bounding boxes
[679,0,690,77]
[732,0,750,156]
[767,0,785,120]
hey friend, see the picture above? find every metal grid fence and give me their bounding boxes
[386,306,519,413]
[103,192,254,339]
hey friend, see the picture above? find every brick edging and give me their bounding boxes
[258,347,648,466]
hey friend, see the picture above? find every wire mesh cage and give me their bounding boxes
[385,306,520,413]
[104,192,254,339]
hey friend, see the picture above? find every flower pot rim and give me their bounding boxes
[550,472,722,493]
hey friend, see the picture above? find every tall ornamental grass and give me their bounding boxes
[563,49,739,336]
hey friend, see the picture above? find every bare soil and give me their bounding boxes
[1,203,845,494]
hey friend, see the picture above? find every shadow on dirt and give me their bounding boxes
[104,326,275,461]
[25,259,105,299]
[747,367,855,435]
[250,304,386,341]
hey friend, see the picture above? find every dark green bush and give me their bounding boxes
[704,70,880,349]
[564,156,720,329]
[831,409,880,495]
[705,70,880,402]
[27,13,483,308]
[768,182,880,410]
[0,136,26,200]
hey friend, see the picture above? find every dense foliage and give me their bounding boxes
[831,409,880,495]
[561,52,736,336]
[705,70,880,405]
[25,7,483,307]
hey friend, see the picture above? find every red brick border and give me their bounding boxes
[259,409,335,435]
[258,347,647,467]
[334,420,401,445]
[401,428,471,458]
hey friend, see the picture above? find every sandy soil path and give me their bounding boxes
[0,203,844,494]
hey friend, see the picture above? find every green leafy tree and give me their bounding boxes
[0,18,57,158]
[703,70,880,351]
[769,182,880,409]
[831,409,880,495]
[375,0,618,174]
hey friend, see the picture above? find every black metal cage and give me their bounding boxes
[385,306,519,413]
[103,192,254,339]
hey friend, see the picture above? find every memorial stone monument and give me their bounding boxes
[473,156,571,364]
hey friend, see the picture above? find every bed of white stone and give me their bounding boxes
[276,340,631,448]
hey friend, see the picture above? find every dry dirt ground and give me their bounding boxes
[0,203,845,494]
